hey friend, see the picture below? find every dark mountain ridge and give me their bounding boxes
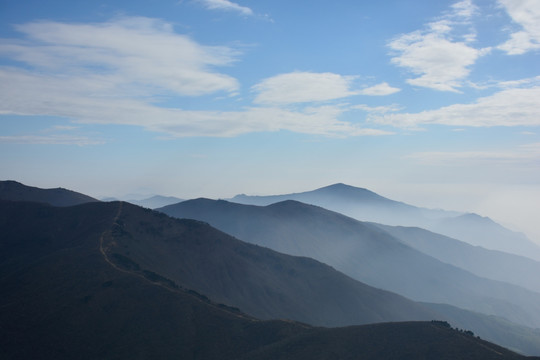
[0,180,98,207]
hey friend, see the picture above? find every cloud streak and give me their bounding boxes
[406,142,540,165]
[198,0,253,16]
[1,17,240,97]
[0,134,104,146]
[359,82,401,96]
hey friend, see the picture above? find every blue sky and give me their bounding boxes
[1,0,539,241]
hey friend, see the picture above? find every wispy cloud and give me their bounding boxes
[370,86,540,128]
[0,134,104,146]
[0,18,391,138]
[0,66,389,137]
[388,0,488,92]
[497,0,540,54]
[0,17,239,97]
[197,0,253,16]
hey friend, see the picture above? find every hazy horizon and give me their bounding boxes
[1,1,539,243]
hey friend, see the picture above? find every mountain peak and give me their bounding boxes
[317,183,371,193]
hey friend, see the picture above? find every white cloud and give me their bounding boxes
[388,0,486,92]
[0,18,394,138]
[198,0,253,16]
[370,86,540,128]
[359,82,400,96]
[252,72,359,105]
[0,17,239,97]
[498,0,540,54]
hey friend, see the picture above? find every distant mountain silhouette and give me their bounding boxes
[0,180,98,206]
[230,183,540,261]
[126,195,184,209]
[3,200,533,359]
[159,198,540,331]
[431,213,540,261]
[376,224,540,294]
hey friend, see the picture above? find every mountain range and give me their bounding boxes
[230,183,540,261]
[4,199,534,359]
[3,180,540,357]
[159,198,540,330]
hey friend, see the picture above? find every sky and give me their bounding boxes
[1,0,539,242]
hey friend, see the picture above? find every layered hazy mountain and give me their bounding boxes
[375,224,540,294]
[4,181,540,357]
[230,183,540,261]
[0,180,98,206]
[4,200,534,359]
[125,195,184,209]
[159,198,540,330]
[102,194,184,209]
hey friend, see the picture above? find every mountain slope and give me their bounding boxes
[159,198,540,330]
[230,183,540,260]
[376,224,540,294]
[0,180,98,206]
[0,200,309,360]
[100,201,436,327]
[432,213,540,261]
